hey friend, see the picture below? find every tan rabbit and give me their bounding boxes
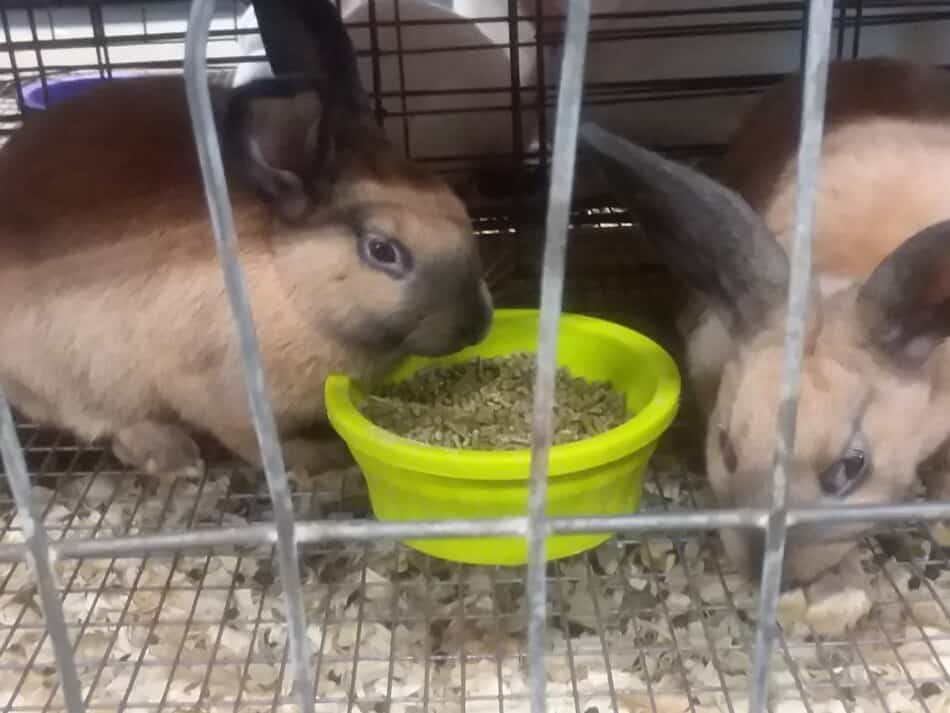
[0,2,493,479]
[581,56,950,588]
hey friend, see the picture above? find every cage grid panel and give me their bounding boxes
[7,458,950,712]
[5,3,950,167]
[4,2,950,713]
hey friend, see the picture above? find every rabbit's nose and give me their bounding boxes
[462,282,494,346]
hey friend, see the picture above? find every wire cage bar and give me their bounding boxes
[747,2,833,710]
[181,1,315,711]
[4,2,950,713]
[0,394,85,712]
[524,4,589,713]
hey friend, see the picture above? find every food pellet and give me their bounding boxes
[359,352,628,450]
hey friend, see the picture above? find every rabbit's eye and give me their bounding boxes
[819,445,871,497]
[359,233,412,278]
[369,237,397,264]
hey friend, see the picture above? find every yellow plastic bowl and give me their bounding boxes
[324,309,681,566]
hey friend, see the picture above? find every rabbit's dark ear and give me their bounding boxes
[225,77,328,223]
[226,1,374,220]
[857,219,950,370]
[250,0,371,118]
[579,122,789,339]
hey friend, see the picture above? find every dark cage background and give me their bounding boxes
[3,2,950,713]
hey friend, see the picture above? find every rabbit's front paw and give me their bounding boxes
[113,421,204,478]
[281,437,353,475]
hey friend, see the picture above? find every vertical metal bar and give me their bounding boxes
[797,2,809,74]
[747,2,834,712]
[181,2,315,713]
[835,1,845,60]
[525,3,590,713]
[851,0,864,58]
[0,8,26,113]
[0,391,85,713]
[25,8,48,107]
[393,0,411,158]
[533,0,548,180]
[367,0,385,126]
[91,5,106,80]
[90,3,112,80]
[507,0,524,171]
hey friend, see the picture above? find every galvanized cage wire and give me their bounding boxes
[4,2,950,713]
[6,3,950,173]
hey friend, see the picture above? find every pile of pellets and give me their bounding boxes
[359,352,628,450]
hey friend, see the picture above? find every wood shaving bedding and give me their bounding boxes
[2,459,950,713]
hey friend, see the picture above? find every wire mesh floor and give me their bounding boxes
[3,424,950,713]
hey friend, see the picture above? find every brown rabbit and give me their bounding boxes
[0,2,493,478]
[581,56,950,588]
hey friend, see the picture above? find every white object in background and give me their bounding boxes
[543,0,811,153]
[231,2,270,87]
[231,1,539,164]
[538,0,829,200]
[542,0,950,152]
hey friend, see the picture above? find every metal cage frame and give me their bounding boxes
[3,1,950,712]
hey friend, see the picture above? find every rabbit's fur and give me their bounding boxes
[581,57,950,587]
[0,2,492,478]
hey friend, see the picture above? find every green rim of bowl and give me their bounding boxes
[324,309,681,480]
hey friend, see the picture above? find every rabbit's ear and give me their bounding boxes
[225,76,328,222]
[579,122,789,339]
[250,0,371,118]
[857,219,950,370]
[226,1,375,220]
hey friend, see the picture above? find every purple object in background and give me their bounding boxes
[21,75,124,111]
